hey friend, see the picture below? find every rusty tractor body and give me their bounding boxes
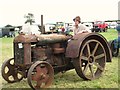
[1,32,112,89]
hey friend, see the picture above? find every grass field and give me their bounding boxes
[0,29,119,89]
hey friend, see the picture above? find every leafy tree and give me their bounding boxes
[24,13,35,25]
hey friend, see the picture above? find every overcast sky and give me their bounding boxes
[0,0,119,27]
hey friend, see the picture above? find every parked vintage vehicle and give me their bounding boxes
[1,31,112,89]
[92,21,108,32]
[0,27,15,38]
[109,24,120,57]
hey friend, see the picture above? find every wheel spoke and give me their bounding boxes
[5,70,12,78]
[87,44,91,56]
[36,66,48,75]
[93,62,104,71]
[89,65,95,79]
[92,43,99,55]
[81,56,88,61]
[83,63,86,70]
[41,67,48,75]
[5,67,15,77]
[32,66,48,81]
[6,63,14,69]
[94,53,105,60]
[43,74,49,83]
[36,66,42,73]
[35,80,42,88]
[13,72,19,81]
[35,74,49,88]
[31,67,42,81]
[36,66,45,76]
[83,63,89,74]
[32,74,38,81]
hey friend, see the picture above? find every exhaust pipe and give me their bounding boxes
[41,15,45,34]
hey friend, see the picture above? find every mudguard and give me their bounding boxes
[65,33,112,62]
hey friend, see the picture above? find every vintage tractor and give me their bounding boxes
[108,24,120,57]
[1,32,112,89]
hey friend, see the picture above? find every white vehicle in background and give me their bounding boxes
[82,22,93,30]
[45,23,56,32]
[110,22,117,29]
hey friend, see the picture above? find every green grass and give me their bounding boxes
[0,29,119,89]
[100,29,118,41]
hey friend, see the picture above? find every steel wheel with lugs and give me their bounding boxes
[1,58,23,83]
[73,39,106,80]
[27,61,54,89]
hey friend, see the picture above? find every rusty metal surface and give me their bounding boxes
[1,58,23,83]
[52,43,65,54]
[52,43,61,48]
[73,39,106,80]
[14,43,31,65]
[14,34,37,43]
[32,47,47,61]
[53,48,65,54]
[36,34,69,44]
[27,61,54,89]
[66,33,112,62]
[32,44,65,66]
[14,43,24,65]
[24,43,31,65]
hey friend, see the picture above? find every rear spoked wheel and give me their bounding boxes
[74,39,106,80]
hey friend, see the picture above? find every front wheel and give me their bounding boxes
[27,61,54,89]
[1,58,23,83]
[73,39,106,80]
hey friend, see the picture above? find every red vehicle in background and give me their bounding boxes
[92,21,108,32]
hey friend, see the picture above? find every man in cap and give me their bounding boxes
[72,16,91,35]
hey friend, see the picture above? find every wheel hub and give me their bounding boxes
[88,56,94,63]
